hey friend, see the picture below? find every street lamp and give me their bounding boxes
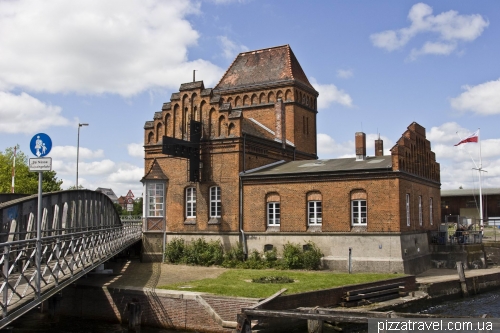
[76,123,89,189]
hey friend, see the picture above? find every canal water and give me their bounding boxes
[9,290,500,332]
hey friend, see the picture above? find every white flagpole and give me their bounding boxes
[478,128,484,233]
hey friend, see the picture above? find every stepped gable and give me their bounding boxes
[214,45,317,94]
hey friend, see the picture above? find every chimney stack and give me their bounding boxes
[375,135,384,156]
[275,98,286,149]
[355,132,366,161]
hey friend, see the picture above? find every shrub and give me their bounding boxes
[181,238,224,266]
[264,247,278,264]
[281,242,304,269]
[221,242,246,268]
[302,241,323,270]
[165,238,185,263]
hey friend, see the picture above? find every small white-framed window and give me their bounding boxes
[429,197,433,225]
[419,195,423,226]
[186,187,196,218]
[210,186,221,218]
[147,183,164,217]
[308,201,322,225]
[406,194,411,226]
[267,202,280,225]
[351,200,367,225]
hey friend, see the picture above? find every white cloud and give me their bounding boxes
[0,92,70,134]
[127,143,144,158]
[370,3,488,59]
[53,159,115,176]
[217,36,249,60]
[337,69,353,79]
[107,164,144,183]
[426,122,469,144]
[310,78,353,109]
[450,79,500,115]
[0,0,224,96]
[50,146,105,160]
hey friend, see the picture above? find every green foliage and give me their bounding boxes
[302,242,323,270]
[0,146,63,194]
[113,203,123,215]
[132,197,143,215]
[221,242,246,268]
[165,238,185,263]
[281,242,304,270]
[166,238,223,266]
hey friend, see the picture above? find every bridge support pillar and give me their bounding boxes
[127,299,142,332]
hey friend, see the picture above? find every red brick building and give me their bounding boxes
[142,45,441,274]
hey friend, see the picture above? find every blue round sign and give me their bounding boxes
[30,133,52,157]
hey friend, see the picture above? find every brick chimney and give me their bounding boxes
[275,98,286,149]
[375,135,384,157]
[355,132,366,161]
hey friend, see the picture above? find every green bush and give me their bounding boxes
[281,242,304,269]
[165,238,185,263]
[181,238,223,266]
[302,241,323,270]
[221,242,246,268]
[264,247,278,264]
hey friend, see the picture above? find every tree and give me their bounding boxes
[0,146,63,194]
[114,203,123,215]
[132,197,143,215]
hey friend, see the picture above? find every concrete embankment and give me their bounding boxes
[52,260,500,332]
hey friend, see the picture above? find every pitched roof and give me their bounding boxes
[141,159,169,182]
[242,156,393,178]
[214,45,317,94]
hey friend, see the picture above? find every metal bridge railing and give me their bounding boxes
[0,190,143,328]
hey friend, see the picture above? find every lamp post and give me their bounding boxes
[76,123,89,189]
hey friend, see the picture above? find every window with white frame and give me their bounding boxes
[210,186,221,218]
[351,200,367,225]
[186,187,196,218]
[406,194,411,226]
[429,197,433,225]
[418,195,423,226]
[308,201,322,225]
[147,183,164,217]
[267,202,280,226]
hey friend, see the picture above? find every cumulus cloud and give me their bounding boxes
[217,36,249,60]
[52,159,115,176]
[107,164,144,183]
[337,69,353,79]
[370,3,488,59]
[127,143,144,158]
[0,92,70,134]
[450,79,500,115]
[0,0,224,96]
[310,78,353,109]
[50,146,105,160]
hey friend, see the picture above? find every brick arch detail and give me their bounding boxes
[266,192,280,202]
[351,190,367,200]
[307,191,322,201]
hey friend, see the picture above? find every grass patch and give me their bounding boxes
[158,269,403,298]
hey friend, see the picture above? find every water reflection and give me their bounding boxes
[420,289,500,317]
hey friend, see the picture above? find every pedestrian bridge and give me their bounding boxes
[0,190,142,329]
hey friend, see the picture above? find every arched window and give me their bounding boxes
[209,108,216,138]
[259,93,265,104]
[268,91,275,103]
[251,94,258,105]
[147,132,154,144]
[156,123,162,142]
[276,90,283,100]
[173,104,179,138]
[351,190,367,225]
[218,115,225,137]
[210,186,221,218]
[429,198,433,225]
[228,123,235,137]
[285,89,292,101]
[243,95,249,106]
[307,192,322,225]
[406,193,411,226]
[186,187,196,218]
[266,193,280,226]
[234,96,241,107]
[418,195,423,226]
[165,113,171,137]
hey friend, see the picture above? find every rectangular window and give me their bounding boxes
[147,183,164,217]
[210,186,221,218]
[308,201,322,225]
[418,195,423,226]
[186,187,196,218]
[429,198,433,225]
[351,200,367,225]
[406,194,411,226]
[267,202,280,226]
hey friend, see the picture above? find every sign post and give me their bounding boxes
[29,133,52,299]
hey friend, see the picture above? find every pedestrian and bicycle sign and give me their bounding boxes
[29,133,52,171]
[30,133,52,157]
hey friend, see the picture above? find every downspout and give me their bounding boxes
[239,174,247,257]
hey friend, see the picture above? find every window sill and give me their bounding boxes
[208,218,221,225]
[266,226,280,232]
[307,225,322,232]
[184,219,197,225]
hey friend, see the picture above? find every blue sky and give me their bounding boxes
[1,0,499,198]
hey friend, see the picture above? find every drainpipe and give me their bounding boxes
[239,174,247,257]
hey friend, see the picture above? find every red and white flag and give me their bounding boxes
[454,130,479,146]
